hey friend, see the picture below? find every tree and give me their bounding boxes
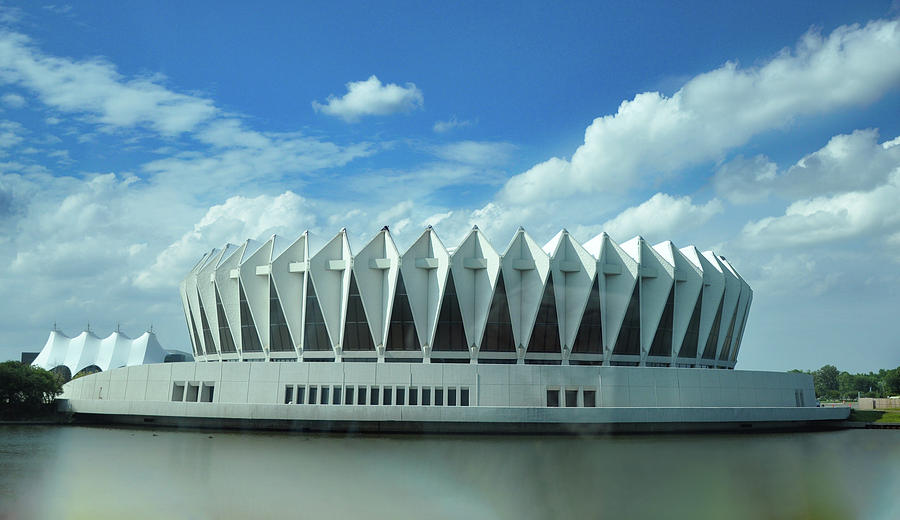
[0,361,63,417]
[814,365,840,399]
[884,368,900,396]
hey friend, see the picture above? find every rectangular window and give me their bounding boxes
[357,386,367,405]
[171,383,185,402]
[422,387,431,406]
[309,386,318,405]
[345,386,354,405]
[447,387,457,406]
[396,387,405,405]
[321,386,330,405]
[370,386,379,405]
[435,387,444,406]
[460,388,470,407]
[186,383,200,402]
[333,386,342,405]
[565,389,578,407]
[409,387,418,406]
[297,385,306,405]
[383,387,393,405]
[200,384,214,403]
[583,389,596,408]
[284,385,294,404]
[547,389,560,407]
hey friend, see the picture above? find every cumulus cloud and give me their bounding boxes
[0,120,23,148]
[712,155,777,204]
[430,140,515,166]
[500,18,900,204]
[715,129,900,204]
[1,92,24,108]
[740,171,900,249]
[135,191,317,289]
[312,75,423,122]
[600,193,724,243]
[433,116,473,133]
[0,31,217,135]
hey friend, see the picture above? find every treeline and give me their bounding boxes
[0,361,63,419]
[791,365,900,400]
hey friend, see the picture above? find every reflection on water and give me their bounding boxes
[1,425,898,519]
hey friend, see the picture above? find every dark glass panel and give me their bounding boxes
[239,282,263,352]
[583,390,596,407]
[678,291,702,358]
[547,389,560,407]
[303,280,332,351]
[186,306,203,357]
[572,276,603,354]
[269,281,295,352]
[648,286,674,357]
[701,296,725,359]
[613,283,641,355]
[565,389,578,407]
[385,273,421,351]
[432,272,468,351]
[215,286,237,353]
[197,290,218,354]
[343,273,375,351]
[527,273,561,353]
[718,299,740,361]
[480,275,516,352]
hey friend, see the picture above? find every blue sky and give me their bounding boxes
[1,1,899,372]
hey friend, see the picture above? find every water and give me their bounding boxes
[0,426,898,519]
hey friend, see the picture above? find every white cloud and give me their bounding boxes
[740,169,900,248]
[712,155,777,204]
[0,31,217,135]
[135,191,317,289]
[433,116,473,133]
[716,129,900,204]
[430,140,515,166]
[0,120,23,148]
[312,75,423,122]
[600,193,724,243]
[500,18,900,204]
[1,92,24,108]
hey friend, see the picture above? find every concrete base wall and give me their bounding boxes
[60,362,847,432]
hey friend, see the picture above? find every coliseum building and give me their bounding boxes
[59,226,847,432]
[179,226,751,368]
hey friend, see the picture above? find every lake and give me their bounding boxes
[1,425,897,519]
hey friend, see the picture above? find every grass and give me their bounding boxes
[848,409,900,423]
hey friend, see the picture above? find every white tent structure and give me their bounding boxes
[32,329,171,377]
[181,226,752,368]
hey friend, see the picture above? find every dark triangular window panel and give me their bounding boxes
[432,271,468,351]
[343,273,375,351]
[572,276,603,354]
[197,290,218,354]
[480,274,516,353]
[718,299,740,361]
[303,279,332,351]
[648,286,674,357]
[527,273,561,353]
[269,281,295,352]
[386,272,420,351]
[678,291,702,359]
[239,282,263,352]
[701,296,725,360]
[613,283,641,355]
[215,286,237,354]
[187,305,204,357]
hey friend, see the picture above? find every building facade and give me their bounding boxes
[180,226,752,369]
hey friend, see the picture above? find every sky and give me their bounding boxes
[0,1,898,373]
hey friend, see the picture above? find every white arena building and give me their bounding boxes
[59,226,849,432]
